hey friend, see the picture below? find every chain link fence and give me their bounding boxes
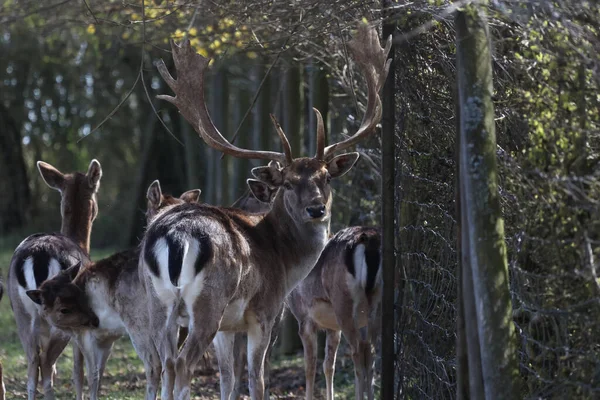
[391,4,600,398]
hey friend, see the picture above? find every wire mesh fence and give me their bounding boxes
[390,3,600,398]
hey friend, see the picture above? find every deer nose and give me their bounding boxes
[306,204,326,219]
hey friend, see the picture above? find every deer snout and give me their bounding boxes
[306,204,326,219]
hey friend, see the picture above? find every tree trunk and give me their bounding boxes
[232,79,252,202]
[283,65,303,157]
[279,64,303,354]
[307,60,329,156]
[456,3,520,399]
[0,104,30,235]
[209,68,229,205]
[381,4,397,398]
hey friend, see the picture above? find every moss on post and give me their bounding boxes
[456,1,521,399]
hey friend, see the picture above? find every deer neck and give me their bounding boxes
[263,194,330,291]
[61,218,92,255]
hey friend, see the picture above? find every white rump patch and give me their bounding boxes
[147,236,206,325]
[353,244,368,290]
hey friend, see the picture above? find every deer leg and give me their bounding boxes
[72,344,85,400]
[144,287,178,400]
[247,319,273,400]
[26,346,40,400]
[129,328,162,400]
[232,333,246,400]
[39,334,69,400]
[17,316,39,400]
[213,331,236,400]
[323,329,341,400]
[263,306,284,400]
[298,321,318,400]
[82,338,113,400]
[365,304,381,400]
[173,290,230,400]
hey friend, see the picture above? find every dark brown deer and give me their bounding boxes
[141,24,390,400]
[288,226,382,400]
[6,159,102,400]
[26,180,201,400]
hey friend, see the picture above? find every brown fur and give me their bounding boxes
[32,182,200,400]
[7,159,102,400]
[288,227,382,400]
[150,26,390,400]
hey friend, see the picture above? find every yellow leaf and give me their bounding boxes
[197,48,209,58]
[247,51,258,59]
[189,27,197,36]
[87,24,96,34]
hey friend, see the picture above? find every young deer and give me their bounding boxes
[289,227,382,400]
[6,159,102,400]
[26,180,201,400]
[142,24,390,400]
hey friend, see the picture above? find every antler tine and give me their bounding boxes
[313,108,326,160]
[323,24,392,160]
[156,40,288,164]
[269,114,293,165]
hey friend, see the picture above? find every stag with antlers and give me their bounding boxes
[141,24,390,400]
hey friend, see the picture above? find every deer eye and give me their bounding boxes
[283,182,293,190]
[60,308,72,315]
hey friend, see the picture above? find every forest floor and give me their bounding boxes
[0,248,361,399]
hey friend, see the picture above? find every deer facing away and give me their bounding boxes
[140,24,390,400]
[288,226,382,400]
[26,180,201,400]
[6,159,102,400]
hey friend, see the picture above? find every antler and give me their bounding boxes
[157,39,290,165]
[317,24,392,161]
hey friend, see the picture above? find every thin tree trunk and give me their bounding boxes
[210,69,229,205]
[182,113,202,189]
[232,80,252,201]
[283,65,303,157]
[381,4,397,398]
[307,60,329,156]
[0,104,30,235]
[455,72,472,400]
[127,101,159,246]
[456,2,520,398]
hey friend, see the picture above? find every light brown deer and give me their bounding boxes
[26,180,201,400]
[6,159,102,400]
[140,24,390,400]
[288,226,382,400]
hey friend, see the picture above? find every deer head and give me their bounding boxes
[157,24,391,225]
[26,263,99,329]
[146,180,201,222]
[37,159,103,253]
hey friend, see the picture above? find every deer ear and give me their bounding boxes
[26,290,43,305]
[326,152,359,178]
[251,165,283,187]
[180,189,201,203]
[247,179,274,203]
[147,180,163,208]
[37,161,65,192]
[86,159,103,189]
